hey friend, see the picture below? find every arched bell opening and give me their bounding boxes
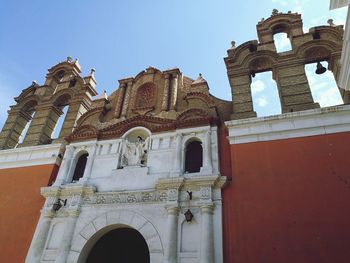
[305,60,343,107]
[17,100,38,145]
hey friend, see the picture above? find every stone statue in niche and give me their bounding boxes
[121,136,149,167]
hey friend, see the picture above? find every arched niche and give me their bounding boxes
[120,127,151,167]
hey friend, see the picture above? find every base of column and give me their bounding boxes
[230,111,257,120]
[282,102,320,113]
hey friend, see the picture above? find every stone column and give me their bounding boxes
[200,204,214,263]
[171,134,183,176]
[229,72,257,120]
[121,81,133,118]
[203,130,213,173]
[164,206,179,263]
[274,64,319,113]
[338,7,350,92]
[53,146,75,186]
[162,73,171,111]
[25,211,54,263]
[115,83,126,118]
[169,73,178,111]
[55,210,80,263]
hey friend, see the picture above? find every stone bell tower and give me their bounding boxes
[225,10,344,119]
[0,57,98,149]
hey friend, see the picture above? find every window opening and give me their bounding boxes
[72,153,88,182]
[185,140,203,173]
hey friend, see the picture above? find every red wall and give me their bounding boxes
[222,132,350,263]
[0,164,58,263]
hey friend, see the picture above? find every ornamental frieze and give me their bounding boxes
[82,190,169,205]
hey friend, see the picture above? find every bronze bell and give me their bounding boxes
[315,61,327,75]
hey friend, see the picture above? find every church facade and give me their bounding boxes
[1,10,350,263]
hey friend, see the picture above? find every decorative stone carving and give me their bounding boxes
[168,189,178,202]
[82,190,168,205]
[200,186,212,200]
[121,136,149,167]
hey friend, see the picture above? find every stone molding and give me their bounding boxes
[0,143,62,169]
[226,104,350,144]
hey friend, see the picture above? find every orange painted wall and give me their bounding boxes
[223,132,350,263]
[0,164,58,263]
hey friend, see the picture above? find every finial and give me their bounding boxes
[32,80,37,86]
[260,18,265,22]
[66,56,72,62]
[231,41,236,49]
[199,73,202,77]
[90,68,96,76]
[288,10,292,14]
[327,19,335,26]
[272,9,279,15]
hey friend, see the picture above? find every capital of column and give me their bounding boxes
[164,73,171,79]
[200,204,214,214]
[120,83,127,89]
[166,206,180,216]
[18,110,33,121]
[42,209,55,218]
[67,208,81,218]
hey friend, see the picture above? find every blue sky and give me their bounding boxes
[0,0,348,128]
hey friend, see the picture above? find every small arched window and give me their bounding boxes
[185,140,203,173]
[273,32,292,53]
[72,153,89,182]
[55,70,65,82]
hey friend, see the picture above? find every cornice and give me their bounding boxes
[0,143,63,169]
[226,104,350,144]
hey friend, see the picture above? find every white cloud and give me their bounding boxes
[272,0,288,7]
[251,79,266,94]
[256,96,269,107]
[314,86,343,107]
[311,82,328,91]
[274,33,292,52]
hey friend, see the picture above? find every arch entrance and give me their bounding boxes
[85,227,150,263]
[73,210,163,263]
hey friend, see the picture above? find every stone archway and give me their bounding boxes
[86,227,150,263]
[68,210,163,263]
